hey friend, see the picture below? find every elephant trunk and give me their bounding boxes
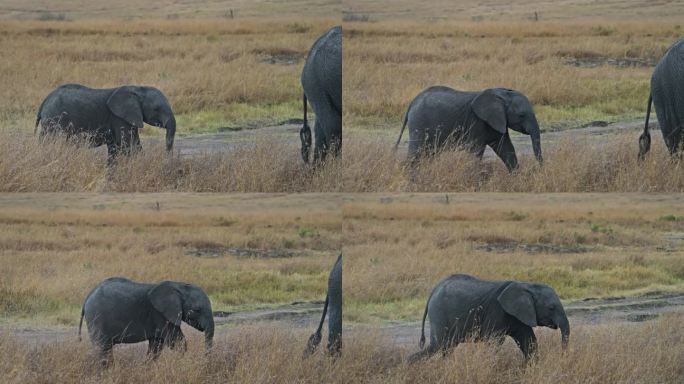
[559,313,570,350]
[528,118,543,164]
[165,115,176,152]
[204,316,214,350]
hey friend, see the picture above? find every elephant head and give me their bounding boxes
[107,86,177,151]
[497,282,569,348]
[472,89,543,164]
[148,281,215,350]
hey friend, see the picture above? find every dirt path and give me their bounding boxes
[146,123,301,157]
[351,291,684,347]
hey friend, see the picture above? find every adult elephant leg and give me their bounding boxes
[327,255,342,356]
[312,119,327,163]
[312,101,341,164]
[489,133,518,172]
[510,327,537,361]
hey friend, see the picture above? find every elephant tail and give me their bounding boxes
[300,93,312,164]
[394,109,409,151]
[303,292,329,357]
[638,94,653,161]
[419,297,429,349]
[78,306,84,342]
[644,94,652,135]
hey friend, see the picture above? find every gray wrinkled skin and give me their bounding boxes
[36,84,176,164]
[79,277,214,367]
[300,26,342,164]
[396,86,542,172]
[639,39,684,159]
[304,253,342,357]
[408,274,569,363]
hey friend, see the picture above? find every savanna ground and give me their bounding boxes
[0,1,342,192]
[342,0,684,191]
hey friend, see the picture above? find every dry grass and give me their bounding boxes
[3,131,683,192]
[343,20,681,130]
[344,0,684,21]
[0,18,336,133]
[0,131,343,192]
[340,133,684,192]
[343,194,684,322]
[0,0,340,20]
[0,194,341,325]
[1,317,682,383]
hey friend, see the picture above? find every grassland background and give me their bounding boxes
[344,194,684,323]
[0,18,337,135]
[343,19,682,131]
[0,0,340,20]
[0,193,341,326]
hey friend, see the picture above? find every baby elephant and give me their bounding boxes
[79,277,214,366]
[409,274,569,362]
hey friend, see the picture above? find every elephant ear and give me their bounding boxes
[471,90,507,134]
[497,282,537,327]
[148,282,183,327]
[107,86,144,128]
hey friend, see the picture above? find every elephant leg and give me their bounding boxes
[147,338,164,360]
[509,327,537,361]
[98,342,114,368]
[131,128,142,153]
[312,119,327,163]
[406,342,441,363]
[311,101,341,164]
[106,143,119,167]
[488,133,518,172]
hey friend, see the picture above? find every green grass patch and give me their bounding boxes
[174,101,301,134]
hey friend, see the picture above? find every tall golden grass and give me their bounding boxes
[1,317,682,383]
[0,131,343,192]
[341,133,684,192]
[343,0,684,21]
[2,131,682,192]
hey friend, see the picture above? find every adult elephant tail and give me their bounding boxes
[638,94,653,161]
[78,306,85,342]
[300,93,312,164]
[303,292,328,357]
[394,109,410,151]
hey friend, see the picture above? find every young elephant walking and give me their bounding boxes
[36,84,177,163]
[79,277,214,366]
[304,253,342,357]
[408,274,569,362]
[395,86,542,172]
